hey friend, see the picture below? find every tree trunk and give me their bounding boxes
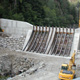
[14,0,17,8]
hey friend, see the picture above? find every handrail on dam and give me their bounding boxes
[23,26,75,57]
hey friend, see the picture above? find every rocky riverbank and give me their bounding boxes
[0,33,25,50]
[0,53,42,78]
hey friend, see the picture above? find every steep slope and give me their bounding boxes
[69,0,80,4]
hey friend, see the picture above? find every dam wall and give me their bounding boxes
[0,18,33,36]
[23,26,78,57]
[0,19,80,57]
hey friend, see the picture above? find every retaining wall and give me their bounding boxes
[0,18,33,36]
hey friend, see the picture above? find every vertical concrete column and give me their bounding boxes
[22,26,33,51]
[45,27,56,54]
[70,32,79,56]
[44,27,52,53]
[11,21,13,34]
[6,20,8,34]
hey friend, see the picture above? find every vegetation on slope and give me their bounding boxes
[69,0,80,4]
[0,0,79,27]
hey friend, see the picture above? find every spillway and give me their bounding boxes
[0,19,80,57]
[23,26,75,57]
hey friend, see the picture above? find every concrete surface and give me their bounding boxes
[0,18,33,36]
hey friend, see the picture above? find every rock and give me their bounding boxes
[0,55,35,77]
[39,62,45,69]
[26,67,38,75]
[0,35,26,50]
[0,45,3,47]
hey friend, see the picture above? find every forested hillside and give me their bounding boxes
[69,0,80,4]
[0,0,79,27]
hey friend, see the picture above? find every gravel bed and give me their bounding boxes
[0,34,26,50]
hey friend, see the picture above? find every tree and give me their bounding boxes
[0,0,78,27]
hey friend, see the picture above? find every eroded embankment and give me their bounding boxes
[0,51,43,80]
[0,33,42,78]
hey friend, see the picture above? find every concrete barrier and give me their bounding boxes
[0,18,33,36]
[23,26,75,57]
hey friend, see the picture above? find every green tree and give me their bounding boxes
[0,0,78,27]
[12,13,24,21]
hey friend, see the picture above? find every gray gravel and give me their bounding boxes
[0,34,25,50]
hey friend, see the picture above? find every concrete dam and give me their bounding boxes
[23,26,76,57]
[0,19,80,57]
